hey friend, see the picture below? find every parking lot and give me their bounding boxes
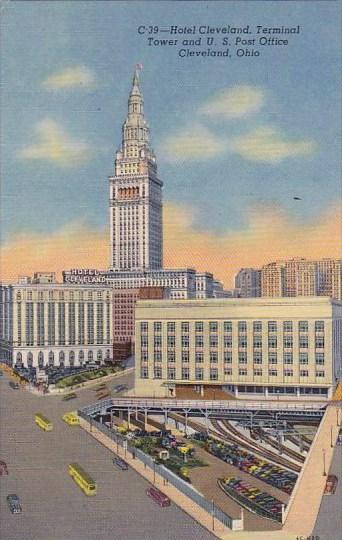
[0,372,215,540]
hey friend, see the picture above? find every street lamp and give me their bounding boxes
[322,448,327,476]
[211,499,215,531]
[330,425,334,448]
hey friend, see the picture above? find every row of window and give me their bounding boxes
[16,349,111,367]
[140,367,326,380]
[143,334,325,349]
[142,351,325,364]
[141,320,325,334]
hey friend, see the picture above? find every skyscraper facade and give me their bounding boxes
[109,70,163,271]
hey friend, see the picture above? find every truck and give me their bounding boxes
[324,475,338,495]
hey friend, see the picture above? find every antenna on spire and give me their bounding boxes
[132,64,143,87]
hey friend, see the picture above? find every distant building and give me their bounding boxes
[112,286,167,361]
[135,296,342,399]
[0,282,113,368]
[247,258,342,300]
[235,268,261,297]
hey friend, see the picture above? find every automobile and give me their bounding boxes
[113,457,128,470]
[113,384,128,393]
[337,432,342,446]
[0,460,8,475]
[62,392,77,401]
[9,382,20,389]
[146,487,171,507]
[7,494,22,514]
[126,431,136,440]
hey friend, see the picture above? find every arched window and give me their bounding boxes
[48,351,54,366]
[79,350,84,366]
[16,352,22,366]
[88,350,93,361]
[97,350,103,362]
[27,352,33,368]
[59,351,65,367]
[38,351,44,368]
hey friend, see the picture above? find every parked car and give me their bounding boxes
[146,487,170,507]
[113,457,128,470]
[113,384,128,393]
[9,382,19,389]
[0,460,8,475]
[324,475,338,495]
[337,432,342,446]
[7,494,22,514]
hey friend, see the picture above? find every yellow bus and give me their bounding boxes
[68,463,97,496]
[62,412,80,426]
[35,413,53,431]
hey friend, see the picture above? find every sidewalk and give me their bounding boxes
[79,417,232,539]
[283,403,342,536]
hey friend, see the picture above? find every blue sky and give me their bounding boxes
[1,0,341,245]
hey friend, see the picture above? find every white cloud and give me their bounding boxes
[19,118,92,167]
[161,124,227,162]
[42,65,96,90]
[200,85,264,118]
[231,126,316,163]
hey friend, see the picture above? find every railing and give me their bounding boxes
[78,410,243,531]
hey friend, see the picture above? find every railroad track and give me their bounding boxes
[168,412,301,473]
[245,426,306,463]
[211,419,301,473]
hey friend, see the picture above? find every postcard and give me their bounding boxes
[0,2,341,540]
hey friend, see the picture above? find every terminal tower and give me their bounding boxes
[109,69,163,271]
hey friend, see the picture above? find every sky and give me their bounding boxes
[1,1,341,286]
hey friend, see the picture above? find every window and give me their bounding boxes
[154,335,162,347]
[284,369,293,377]
[315,353,325,365]
[154,351,162,362]
[300,370,308,377]
[224,351,232,363]
[154,366,162,379]
[182,367,189,380]
[283,321,293,332]
[299,335,308,348]
[154,322,161,333]
[239,336,247,348]
[210,368,218,380]
[268,336,277,348]
[195,351,203,363]
[195,321,203,333]
[238,352,247,364]
[238,321,247,332]
[315,320,324,332]
[210,351,218,363]
[167,322,175,333]
[299,321,308,332]
[182,350,189,363]
[299,352,308,364]
[254,368,262,376]
[209,321,218,333]
[167,335,175,347]
[268,353,277,364]
[253,321,262,333]
[195,367,204,380]
[316,370,325,378]
[224,336,232,348]
[224,321,232,333]
[181,322,189,333]
[142,351,148,362]
[210,336,218,348]
[140,321,148,333]
[179,334,189,348]
[141,335,148,347]
[268,321,277,333]
[239,368,247,376]
[253,352,262,364]
[253,336,262,348]
[195,335,204,348]
[269,369,278,376]
[283,336,293,348]
[284,352,293,364]
[167,350,175,362]
[141,366,149,379]
[315,336,324,349]
[224,367,232,376]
